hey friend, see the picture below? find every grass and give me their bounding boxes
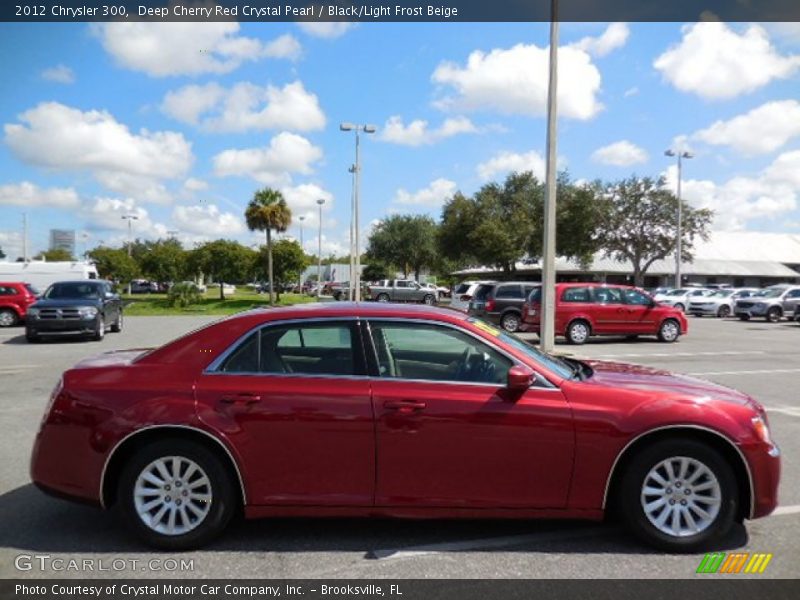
[121,289,316,316]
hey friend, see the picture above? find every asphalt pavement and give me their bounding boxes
[0,313,798,579]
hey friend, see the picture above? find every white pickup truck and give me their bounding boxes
[365,279,438,304]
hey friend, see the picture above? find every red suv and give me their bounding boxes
[0,281,39,327]
[520,283,688,344]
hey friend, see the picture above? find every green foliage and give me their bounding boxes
[362,261,391,282]
[138,238,187,283]
[367,214,438,280]
[88,246,139,284]
[599,175,714,286]
[188,240,258,300]
[34,248,75,261]
[245,188,293,304]
[254,239,308,298]
[167,281,203,308]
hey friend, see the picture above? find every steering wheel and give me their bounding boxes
[455,345,475,381]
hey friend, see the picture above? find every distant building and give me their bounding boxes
[49,229,75,256]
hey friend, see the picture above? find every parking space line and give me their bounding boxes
[772,504,800,516]
[590,351,766,359]
[765,406,800,418]
[688,368,800,376]
[369,525,610,560]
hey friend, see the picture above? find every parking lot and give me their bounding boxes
[0,314,798,579]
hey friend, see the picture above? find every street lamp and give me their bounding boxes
[298,215,305,293]
[340,122,377,302]
[665,149,693,288]
[316,198,325,295]
[348,164,356,299]
[121,214,139,295]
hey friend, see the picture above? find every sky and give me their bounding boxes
[0,20,799,260]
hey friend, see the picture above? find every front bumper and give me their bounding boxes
[27,317,99,336]
[688,304,720,316]
[743,441,781,519]
[734,304,770,317]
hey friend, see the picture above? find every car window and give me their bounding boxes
[666,289,687,296]
[45,283,101,299]
[218,323,361,376]
[561,287,591,302]
[622,289,652,305]
[527,287,542,303]
[495,285,522,299]
[473,284,495,301]
[787,289,800,299]
[0,286,12,296]
[592,287,623,304]
[369,321,512,385]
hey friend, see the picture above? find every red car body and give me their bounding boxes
[0,281,38,327]
[520,282,689,342]
[30,303,778,549]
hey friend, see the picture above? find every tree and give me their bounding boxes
[34,248,74,261]
[254,240,308,300]
[88,246,139,286]
[188,240,257,300]
[245,188,292,305]
[0,246,5,259]
[599,176,713,287]
[362,261,391,282]
[367,214,438,280]
[139,238,187,284]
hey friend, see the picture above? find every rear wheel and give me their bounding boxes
[657,319,681,343]
[376,293,390,303]
[674,303,685,312]
[118,439,237,550]
[500,312,521,333]
[618,439,737,552]
[566,320,590,345]
[767,307,782,322]
[738,314,750,321]
[422,294,436,305]
[0,309,18,327]
[717,305,731,318]
[93,317,105,341]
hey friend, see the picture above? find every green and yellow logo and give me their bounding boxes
[696,552,773,574]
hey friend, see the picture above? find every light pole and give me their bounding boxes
[540,0,559,353]
[80,232,89,259]
[316,198,325,295]
[348,164,356,299]
[121,214,139,295]
[340,122,377,302]
[298,215,305,293]
[665,149,693,288]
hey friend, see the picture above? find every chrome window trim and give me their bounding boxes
[600,424,755,519]
[99,424,247,509]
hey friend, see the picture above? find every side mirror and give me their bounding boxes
[507,364,535,391]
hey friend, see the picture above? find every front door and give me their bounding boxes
[367,320,574,509]
[195,320,375,506]
[621,287,660,333]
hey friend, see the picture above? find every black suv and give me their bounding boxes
[25,280,123,343]
[468,281,540,332]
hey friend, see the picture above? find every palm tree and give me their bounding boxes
[245,188,292,305]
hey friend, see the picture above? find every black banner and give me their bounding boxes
[2,580,800,600]
[3,0,800,23]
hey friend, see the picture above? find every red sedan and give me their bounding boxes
[31,303,779,551]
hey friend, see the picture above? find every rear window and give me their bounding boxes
[474,284,495,301]
[494,285,522,299]
[527,288,542,303]
[561,287,592,303]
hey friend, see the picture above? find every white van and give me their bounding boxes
[0,260,99,292]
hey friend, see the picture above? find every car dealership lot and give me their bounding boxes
[0,315,798,579]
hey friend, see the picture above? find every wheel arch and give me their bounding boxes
[602,425,753,521]
[100,425,246,510]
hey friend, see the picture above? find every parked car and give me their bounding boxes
[366,279,437,304]
[208,283,236,296]
[653,288,713,312]
[129,279,159,294]
[419,282,450,301]
[688,288,760,318]
[520,283,688,344]
[450,280,496,312]
[468,281,540,333]
[0,281,39,327]
[734,285,800,322]
[25,280,123,342]
[30,303,779,551]
[180,281,207,293]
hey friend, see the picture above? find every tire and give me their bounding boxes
[93,317,105,341]
[738,315,750,321]
[111,311,123,333]
[617,439,738,552]
[674,303,685,312]
[333,291,342,301]
[500,312,521,333]
[566,319,590,345]
[657,319,681,343]
[422,294,436,306]
[717,305,731,318]
[117,439,237,550]
[376,293,390,303]
[25,329,39,343]
[0,309,18,328]
[766,307,782,323]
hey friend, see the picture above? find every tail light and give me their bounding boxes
[460,294,472,301]
[522,303,529,318]
[485,298,496,312]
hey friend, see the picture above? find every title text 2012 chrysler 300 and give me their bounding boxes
[30,303,780,551]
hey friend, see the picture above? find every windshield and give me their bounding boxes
[666,289,687,296]
[454,282,473,294]
[761,288,787,298]
[44,282,101,299]
[710,290,733,298]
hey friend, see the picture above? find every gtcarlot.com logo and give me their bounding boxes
[696,552,773,574]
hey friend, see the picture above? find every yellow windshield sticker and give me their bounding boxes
[470,319,501,337]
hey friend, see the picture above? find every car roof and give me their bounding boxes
[233,301,471,324]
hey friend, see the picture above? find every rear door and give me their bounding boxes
[586,286,627,334]
[783,289,800,317]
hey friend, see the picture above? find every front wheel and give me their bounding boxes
[111,311,123,333]
[618,439,738,552]
[767,307,782,323]
[117,439,237,550]
[738,314,750,321]
[657,319,681,343]
[717,305,731,318]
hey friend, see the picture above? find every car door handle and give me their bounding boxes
[220,394,262,405]
[383,400,426,412]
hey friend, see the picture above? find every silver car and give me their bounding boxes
[734,285,800,322]
[654,288,713,312]
[688,288,759,318]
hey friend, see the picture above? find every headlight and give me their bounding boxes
[79,307,98,318]
[27,307,39,317]
[752,416,773,446]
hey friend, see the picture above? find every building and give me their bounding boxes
[49,229,75,256]
[453,231,800,288]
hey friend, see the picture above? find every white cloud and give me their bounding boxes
[669,150,800,230]
[692,100,800,155]
[183,178,208,193]
[432,42,603,119]
[297,22,353,39]
[92,22,300,77]
[41,64,75,84]
[4,102,192,202]
[82,197,168,237]
[0,182,80,208]
[0,231,22,261]
[477,150,546,180]
[624,86,639,97]
[393,178,457,206]
[573,23,630,57]
[172,203,243,236]
[591,140,648,167]
[379,115,477,146]
[280,183,334,218]
[654,22,800,100]
[162,81,325,132]
[213,132,323,186]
